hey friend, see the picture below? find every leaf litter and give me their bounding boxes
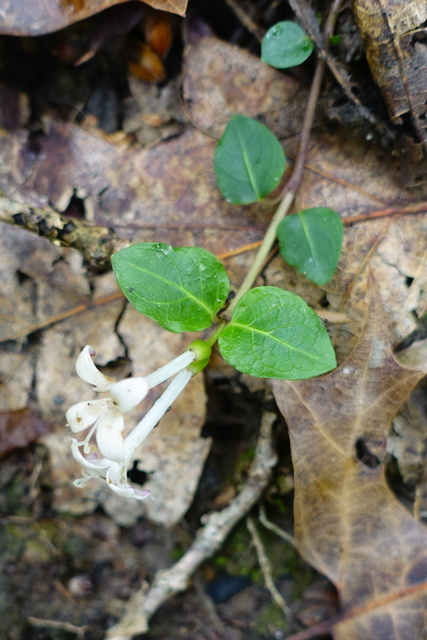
[272,289,427,639]
[0,3,426,640]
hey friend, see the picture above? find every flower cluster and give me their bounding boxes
[66,345,195,500]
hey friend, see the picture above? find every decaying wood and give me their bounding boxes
[0,196,128,271]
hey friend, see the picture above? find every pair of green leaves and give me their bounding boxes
[214,114,343,286]
[214,18,315,201]
[112,243,336,380]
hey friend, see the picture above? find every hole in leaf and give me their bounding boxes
[62,191,86,219]
[407,557,427,585]
[16,269,31,285]
[355,438,380,468]
[319,294,330,308]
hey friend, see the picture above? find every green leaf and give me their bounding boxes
[277,207,343,286]
[261,21,314,69]
[218,287,336,379]
[214,114,286,204]
[112,243,230,333]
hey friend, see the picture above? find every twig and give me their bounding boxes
[223,0,265,42]
[287,0,390,138]
[26,616,88,640]
[105,396,278,639]
[1,291,124,342]
[0,196,128,270]
[193,574,226,635]
[247,515,291,618]
[341,202,427,224]
[285,0,343,196]
[259,504,295,548]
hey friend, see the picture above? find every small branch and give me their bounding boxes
[105,397,278,640]
[0,196,129,270]
[26,616,88,640]
[223,0,265,42]
[259,504,295,548]
[284,0,343,196]
[284,58,325,196]
[247,515,291,618]
[341,202,427,225]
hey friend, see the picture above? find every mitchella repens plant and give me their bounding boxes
[66,21,344,500]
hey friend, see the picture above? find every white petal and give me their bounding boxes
[66,399,109,433]
[70,438,111,470]
[106,464,151,501]
[75,345,114,391]
[109,377,149,413]
[74,469,105,487]
[95,408,125,462]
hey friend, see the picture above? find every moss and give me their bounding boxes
[4,473,33,517]
[22,536,54,564]
[253,600,289,636]
[2,523,27,560]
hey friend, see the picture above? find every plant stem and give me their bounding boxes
[225,57,327,318]
[284,58,325,196]
[205,320,226,347]
[226,190,294,316]
[207,1,341,338]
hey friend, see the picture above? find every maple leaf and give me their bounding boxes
[272,291,427,639]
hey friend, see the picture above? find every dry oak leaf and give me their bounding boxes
[272,291,427,640]
[0,0,187,36]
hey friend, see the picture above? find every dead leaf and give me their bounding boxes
[388,379,427,519]
[0,408,51,457]
[272,291,427,639]
[0,0,187,36]
[0,31,425,529]
[354,0,427,146]
[264,127,427,363]
[183,36,309,140]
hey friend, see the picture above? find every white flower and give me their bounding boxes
[66,345,196,500]
[66,346,149,460]
[70,439,150,500]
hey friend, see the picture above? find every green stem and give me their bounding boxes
[202,1,342,349]
[205,320,226,346]
[227,190,294,316]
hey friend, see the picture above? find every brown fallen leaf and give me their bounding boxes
[0,408,51,457]
[354,0,427,146]
[183,35,308,141]
[0,30,424,530]
[272,290,427,639]
[0,0,187,36]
